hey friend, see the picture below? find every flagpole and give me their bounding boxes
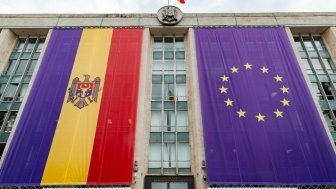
[168,0,170,6]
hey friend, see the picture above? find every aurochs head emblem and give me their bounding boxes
[67,74,100,109]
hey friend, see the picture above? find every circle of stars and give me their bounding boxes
[218,62,291,123]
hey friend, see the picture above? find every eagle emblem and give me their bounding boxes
[67,75,100,109]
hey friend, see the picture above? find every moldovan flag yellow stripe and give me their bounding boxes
[41,29,113,184]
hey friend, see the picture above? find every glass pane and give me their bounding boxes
[153,51,163,60]
[294,40,303,51]
[152,84,162,100]
[16,84,28,101]
[3,59,17,75]
[163,132,176,142]
[151,101,162,110]
[0,112,6,127]
[36,39,45,52]
[177,111,188,127]
[3,83,18,101]
[164,75,174,83]
[164,83,175,101]
[149,143,161,161]
[177,133,189,142]
[176,75,186,83]
[24,38,36,52]
[322,82,335,100]
[9,52,20,59]
[21,52,31,59]
[164,101,175,110]
[150,133,162,143]
[303,38,314,51]
[176,84,187,101]
[176,60,185,70]
[152,75,162,83]
[175,51,185,60]
[11,76,21,83]
[0,84,5,98]
[175,37,184,50]
[300,59,312,74]
[322,58,336,74]
[12,102,21,110]
[153,61,163,71]
[308,51,318,58]
[32,52,41,59]
[164,51,174,60]
[313,37,324,51]
[310,59,323,74]
[15,60,28,75]
[323,110,335,127]
[310,83,323,100]
[151,111,161,132]
[177,101,188,110]
[163,143,176,161]
[164,60,174,71]
[4,112,18,132]
[320,50,330,58]
[154,37,163,49]
[0,76,9,83]
[14,39,26,52]
[27,60,38,75]
[164,111,175,131]
[0,102,10,110]
[164,37,174,49]
[23,75,31,83]
[177,143,190,161]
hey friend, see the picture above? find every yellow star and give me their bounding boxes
[237,109,246,118]
[274,109,284,118]
[280,86,289,93]
[244,62,252,70]
[230,66,239,73]
[220,75,229,82]
[218,86,228,93]
[281,98,290,106]
[274,75,283,82]
[224,98,234,106]
[260,66,269,74]
[255,113,266,122]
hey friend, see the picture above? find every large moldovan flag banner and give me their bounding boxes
[0,28,142,185]
[195,27,336,184]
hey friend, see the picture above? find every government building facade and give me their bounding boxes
[0,11,335,189]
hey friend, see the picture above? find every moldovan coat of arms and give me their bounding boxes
[67,75,100,109]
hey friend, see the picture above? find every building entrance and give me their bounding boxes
[144,176,193,189]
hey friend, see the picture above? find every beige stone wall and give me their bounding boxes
[0,13,335,28]
[322,27,336,62]
[0,29,16,73]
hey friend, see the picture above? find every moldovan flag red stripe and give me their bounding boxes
[178,0,185,4]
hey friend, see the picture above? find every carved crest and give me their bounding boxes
[67,75,100,109]
[157,6,183,26]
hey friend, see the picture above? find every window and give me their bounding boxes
[0,36,45,158]
[149,36,191,174]
[294,35,336,144]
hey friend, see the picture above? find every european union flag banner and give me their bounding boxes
[0,28,143,185]
[195,27,336,184]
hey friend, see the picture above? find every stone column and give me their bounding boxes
[0,29,17,73]
[133,28,151,189]
[187,28,207,189]
[322,27,336,63]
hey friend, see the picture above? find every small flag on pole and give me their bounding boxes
[177,0,185,4]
